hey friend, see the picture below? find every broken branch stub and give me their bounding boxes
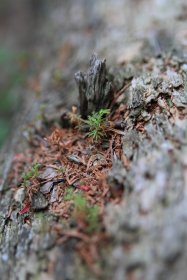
[75,54,113,118]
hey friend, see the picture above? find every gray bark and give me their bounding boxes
[75,54,113,118]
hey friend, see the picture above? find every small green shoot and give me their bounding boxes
[22,163,41,187]
[64,187,74,201]
[85,108,110,141]
[87,205,100,233]
[73,194,100,233]
[64,190,100,234]
[74,193,87,212]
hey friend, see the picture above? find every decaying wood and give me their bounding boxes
[75,54,113,118]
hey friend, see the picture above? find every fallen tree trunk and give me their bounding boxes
[1,1,187,280]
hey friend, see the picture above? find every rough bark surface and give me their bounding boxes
[75,54,113,118]
[0,1,187,280]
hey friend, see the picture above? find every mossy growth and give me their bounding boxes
[64,188,100,234]
[64,187,74,201]
[22,163,41,187]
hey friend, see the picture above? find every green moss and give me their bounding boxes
[87,205,100,233]
[74,193,87,211]
[34,212,51,233]
[64,190,100,234]
[64,187,75,201]
[22,163,41,187]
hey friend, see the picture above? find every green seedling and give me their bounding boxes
[68,108,111,141]
[87,205,100,233]
[64,187,75,201]
[74,194,100,233]
[85,108,110,141]
[57,166,66,175]
[22,163,41,187]
[64,190,100,233]
[74,193,87,212]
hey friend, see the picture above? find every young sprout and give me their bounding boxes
[85,108,110,141]
[73,194,100,234]
[22,163,41,187]
[63,190,100,234]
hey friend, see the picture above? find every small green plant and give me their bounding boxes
[64,187,75,201]
[85,109,110,141]
[87,205,100,233]
[74,193,87,211]
[64,189,99,234]
[63,190,100,233]
[73,194,100,233]
[22,163,41,187]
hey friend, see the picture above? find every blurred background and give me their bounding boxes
[0,0,186,148]
[0,0,47,147]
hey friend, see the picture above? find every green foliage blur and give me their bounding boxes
[0,47,27,148]
[0,0,48,149]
